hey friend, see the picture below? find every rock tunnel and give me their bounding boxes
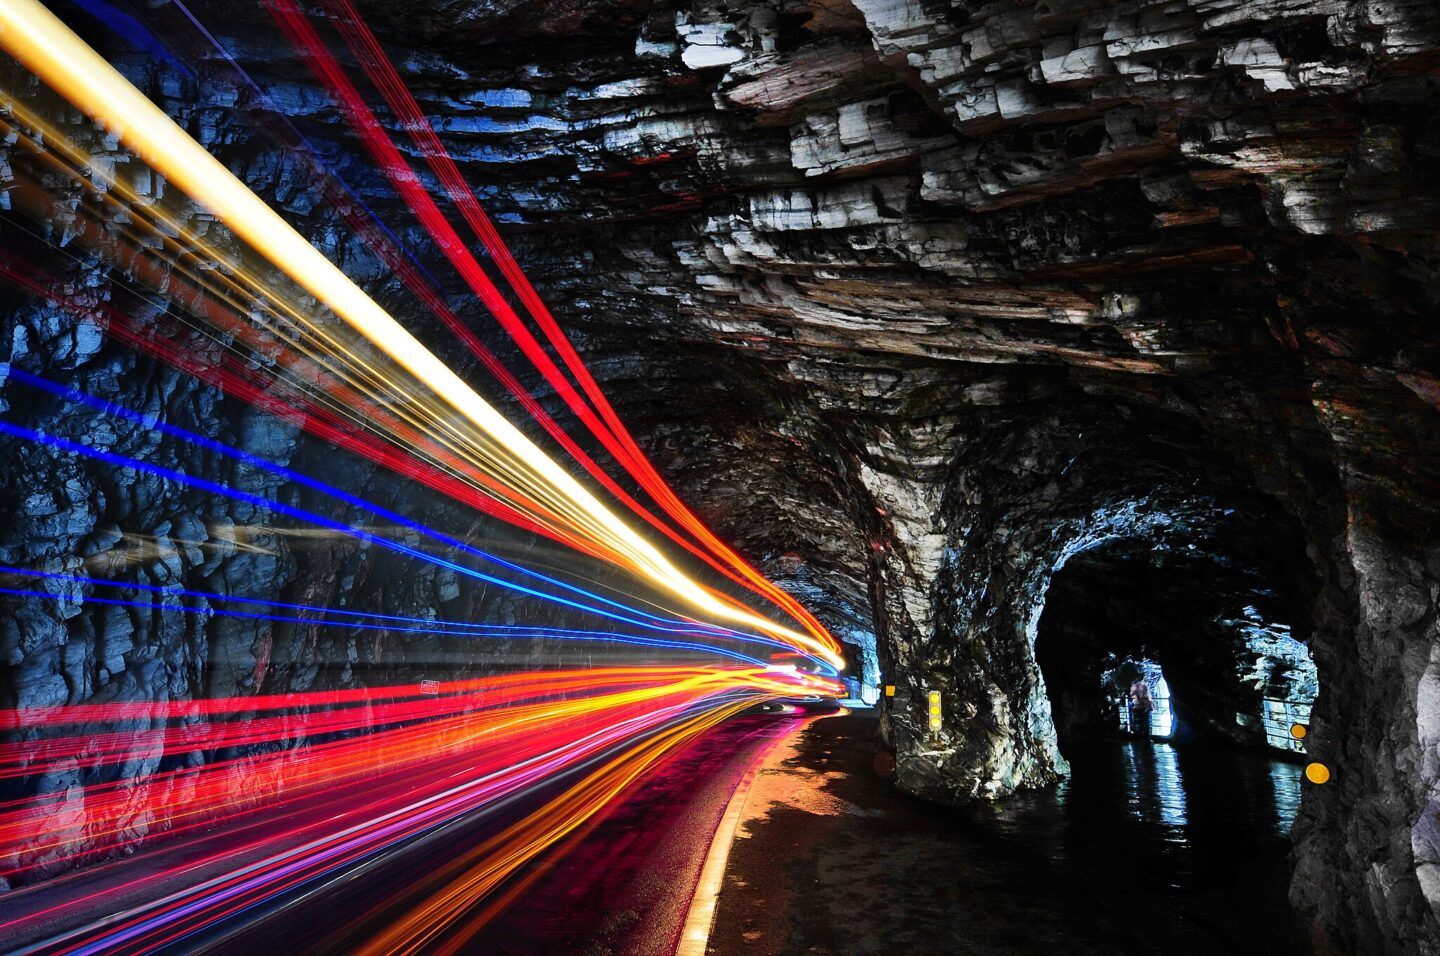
[0,0,1438,953]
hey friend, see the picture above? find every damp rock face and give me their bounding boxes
[2,0,1440,951]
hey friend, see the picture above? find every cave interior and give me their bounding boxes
[1,0,1439,952]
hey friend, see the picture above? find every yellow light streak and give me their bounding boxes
[0,0,843,667]
[1,110,825,637]
[0,132,784,627]
[353,698,755,956]
[0,130,587,556]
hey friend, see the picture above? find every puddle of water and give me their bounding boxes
[965,740,1307,950]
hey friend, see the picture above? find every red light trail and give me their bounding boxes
[0,669,834,953]
[271,0,842,654]
[0,0,848,948]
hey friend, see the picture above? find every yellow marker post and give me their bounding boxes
[884,685,896,698]
[927,689,942,745]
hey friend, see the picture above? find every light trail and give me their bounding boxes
[0,2,853,948]
[0,414,767,645]
[348,699,756,956]
[0,669,824,857]
[0,150,609,560]
[0,75,837,663]
[0,368,832,667]
[0,33,836,658]
[0,585,785,675]
[290,0,840,649]
[0,0,844,666]
[0,564,731,640]
[0,669,826,801]
[153,0,816,628]
[0,671,835,953]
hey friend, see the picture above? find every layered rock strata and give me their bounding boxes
[1,0,1438,950]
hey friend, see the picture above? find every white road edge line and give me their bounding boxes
[675,710,842,956]
[674,735,777,956]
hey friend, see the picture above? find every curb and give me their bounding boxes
[674,717,805,956]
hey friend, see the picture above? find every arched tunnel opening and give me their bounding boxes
[1021,504,1322,948]
[1035,537,1319,760]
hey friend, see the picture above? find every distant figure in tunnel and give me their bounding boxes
[1128,677,1154,737]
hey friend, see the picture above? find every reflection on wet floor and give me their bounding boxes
[1120,741,1188,834]
[703,714,1314,956]
[1115,740,1300,841]
[969,739,1308,951]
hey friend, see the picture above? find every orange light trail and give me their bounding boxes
[283,0,840,656]
[0,1,855,948]
[0,0,843,665]
[348,699,756,956]
[0,669,838,952]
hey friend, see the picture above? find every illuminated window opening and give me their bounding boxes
[1117,660,1174,739]
[1260,697,1311,753]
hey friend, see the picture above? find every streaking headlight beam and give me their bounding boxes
[0,0,843,669]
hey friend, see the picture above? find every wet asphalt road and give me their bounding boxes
[182,709,812,955]
[470,710,810,956]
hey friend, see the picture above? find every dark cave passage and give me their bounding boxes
[1025,518,1320,949]
[1035,532,1319,760]
[1033,504,1318,767]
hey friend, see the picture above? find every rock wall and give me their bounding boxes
[1,0,1438,950]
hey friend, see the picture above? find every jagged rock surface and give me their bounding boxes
[2,0,1439,951]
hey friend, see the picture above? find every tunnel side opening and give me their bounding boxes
[1114,658,1175,739]
[1035,537,1317,762]
[1012,515,1320,952]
